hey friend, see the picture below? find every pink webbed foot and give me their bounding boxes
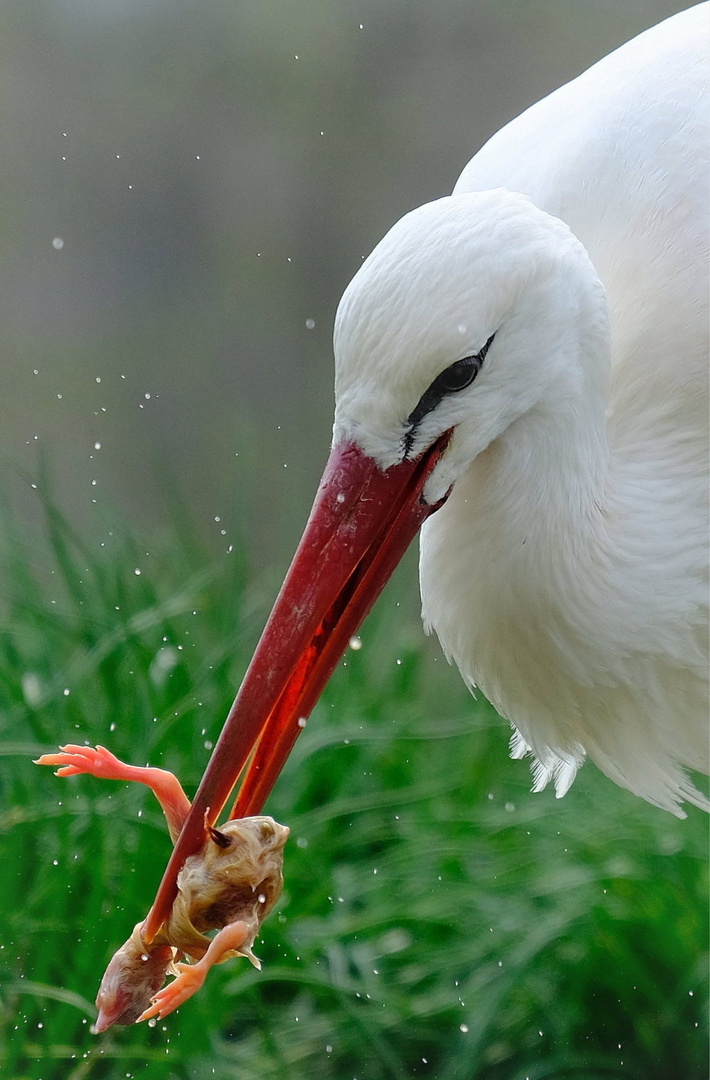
[138,921,251,1022]
[34,743,191,839]
[34,743,130,780]
[137,960,208,1022]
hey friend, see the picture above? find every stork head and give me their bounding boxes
[144,188,609,943]
[333,188,608,502]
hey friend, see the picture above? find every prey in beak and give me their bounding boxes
[143,433,451,943]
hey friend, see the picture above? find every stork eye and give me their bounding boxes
[403,332,495,456]
[434,356,480,393]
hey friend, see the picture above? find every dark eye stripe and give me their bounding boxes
[403,332,495,456]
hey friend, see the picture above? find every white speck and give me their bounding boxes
[349,636,362,650]
[296,836,308,848]
[258,894,266,903]
[459,1024,468,1033]
[297,717,307,728]
[305,318,315,329]
[196,155,200,160]
[21,673,42,706]
[52,237,64,250]
[457,323,467,334]
[63,688,70,696]
[144,393,151,400]
[203,740,213,750]
[396,659,402,665]
[57,393,63,399]
[91,479,97,486]
[147,1018,157,1028]
[52,860,58,867]
[134,568,141,575]
[94,442,101,450]
[294,54,299,59]
[128,185,133,190]
[336,492,346,504]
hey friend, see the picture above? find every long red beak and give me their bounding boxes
[143,434,451,942]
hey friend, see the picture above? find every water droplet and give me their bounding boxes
[52,237,64,250]
[305,318,315,329]
[459,1024,469,1033]
[348,636,362,650]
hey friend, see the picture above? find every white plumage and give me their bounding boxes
[332,4,709,816]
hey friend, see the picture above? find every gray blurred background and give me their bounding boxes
[0,0,691,567]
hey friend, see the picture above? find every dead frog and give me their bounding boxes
[35,744,289,1029]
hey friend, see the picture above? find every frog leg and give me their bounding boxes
[35,743,191,842]
[137,921,250,1022]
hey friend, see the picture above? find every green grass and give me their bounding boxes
[0,491,707,1080]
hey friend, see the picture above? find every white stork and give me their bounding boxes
[144,2,708,944]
